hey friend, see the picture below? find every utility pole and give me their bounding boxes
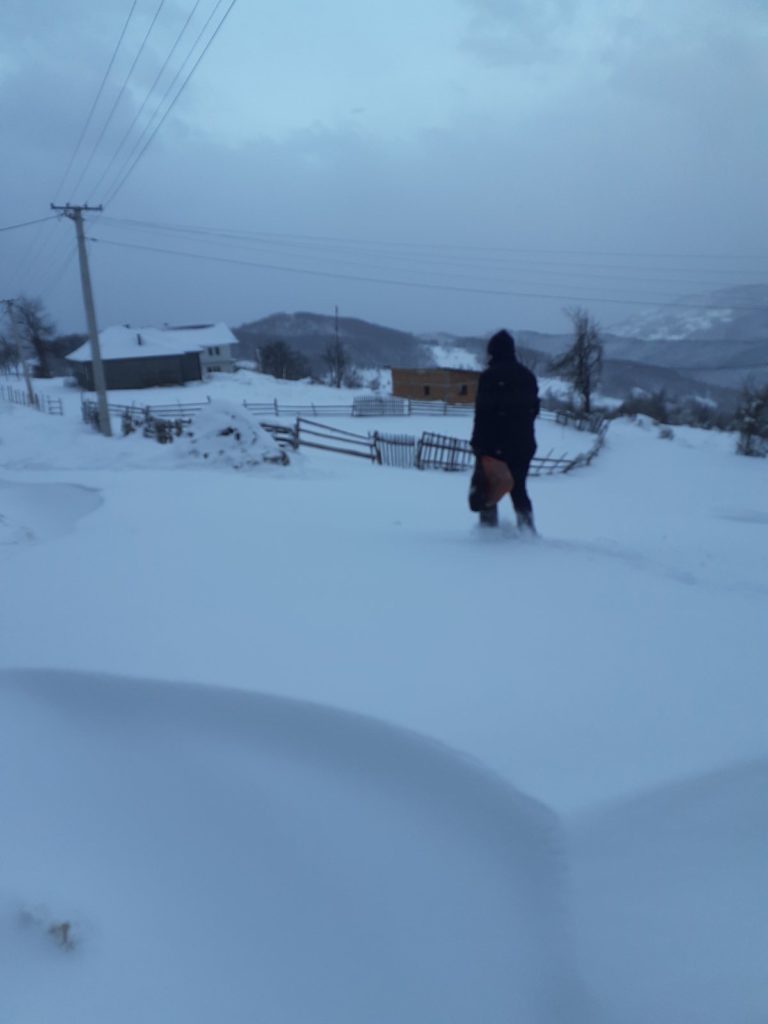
[51,203,112,436]
[1,298,36,405]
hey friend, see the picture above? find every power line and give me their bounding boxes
[98,0,224,204]
[0,215,59,233]
[13,2,138,294]
[99,214,768,266]
[90,236,768,311]
[6,219,74,302]
[70,0,169,201]
[37,242,79,302]
[105,0,239,205]
[94,215,768,292]
[53,0,139,204]
[87,0,204,203]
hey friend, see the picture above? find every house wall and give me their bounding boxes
[72,352,203,390]
[391,368,479,404]
[199,343,236,374]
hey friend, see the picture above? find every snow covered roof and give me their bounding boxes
[67,323,236,363]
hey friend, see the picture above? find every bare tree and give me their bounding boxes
[7,295,56,378]
[259,340,310,380]
[734,377,768,457]
[0,332,19,373]
[549,308,603,414]
[323,338,349,388]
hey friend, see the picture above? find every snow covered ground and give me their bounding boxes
[1,370,766,1023]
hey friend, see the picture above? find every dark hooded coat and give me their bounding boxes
[470,330,540,463]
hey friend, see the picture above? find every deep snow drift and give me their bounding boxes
[2,369,766,1022]
[0,668,588,1024]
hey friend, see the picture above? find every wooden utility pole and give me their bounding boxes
[1,298,36,405]
[51,203,112,436]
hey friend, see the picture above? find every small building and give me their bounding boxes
[67,323,237,390]
[391,367,480,405]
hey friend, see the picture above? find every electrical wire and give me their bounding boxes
[70,0,169,201]
[97,214,768,263]
[0,215,59,233]
[98,216,768,277]
[90,235,768,311]
[37,242,79,302]
[53,0,139,204]
[87,0,204,203]
[13,2,137,296]
[94,216,768,293]
[104,0,239,205]
[99,0,229,204]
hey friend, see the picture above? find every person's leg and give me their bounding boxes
[479,504,499,527]
[508,458,536,532]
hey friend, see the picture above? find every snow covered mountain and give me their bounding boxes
[600,285,768,390]
[611,284,768,343]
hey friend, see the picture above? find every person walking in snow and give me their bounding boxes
[470,329,540,532]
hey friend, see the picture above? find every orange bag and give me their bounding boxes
[480,456,514,504]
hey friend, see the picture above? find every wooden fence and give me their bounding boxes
[79,396,608,475]
[1,382,63,415]
[373,432,418,468]
[294,418,377,460]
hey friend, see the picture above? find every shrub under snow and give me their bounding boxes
[178,400,289,468]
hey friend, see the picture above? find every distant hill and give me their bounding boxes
[603,285,768,389]
[231,284,768,403]
[610,284,768,343]
[232,312,436,374]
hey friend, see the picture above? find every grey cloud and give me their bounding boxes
[459,0,580,65]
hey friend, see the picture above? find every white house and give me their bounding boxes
[187,323,238,375]
[67,322,238,390]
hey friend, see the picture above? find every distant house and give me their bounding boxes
[391,367,480,405]
[67,323,237,390]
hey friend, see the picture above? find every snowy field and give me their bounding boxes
[1,370,766,1023]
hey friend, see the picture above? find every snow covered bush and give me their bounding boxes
[734,380,768,457]
[178,400,289,468]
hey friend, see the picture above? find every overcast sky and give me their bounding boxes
[1,0,767,338]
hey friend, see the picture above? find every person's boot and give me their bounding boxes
[516,509,537,535]
[479,505,499,527]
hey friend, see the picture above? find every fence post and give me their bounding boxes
[274,399,279,415]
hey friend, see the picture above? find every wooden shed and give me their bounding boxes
[391,367,480,405]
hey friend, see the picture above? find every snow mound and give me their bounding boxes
[0,480,102,544]
[177,400,288,468]
[0,668,590,1024]
[568,760,768,1024]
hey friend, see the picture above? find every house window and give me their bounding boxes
[208,346,220,356]
[423,385,431,396]
[459,384,468,396]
